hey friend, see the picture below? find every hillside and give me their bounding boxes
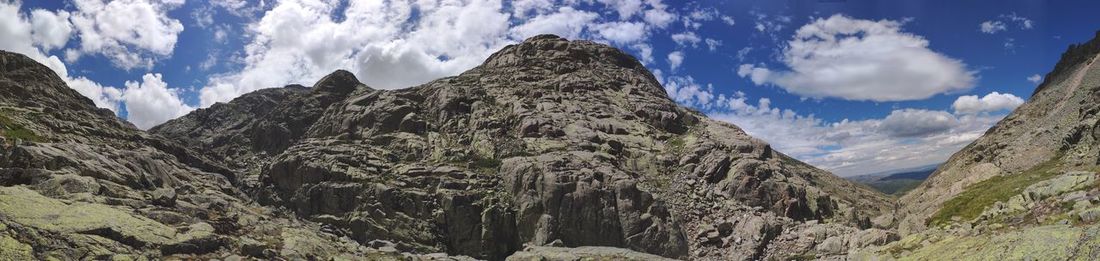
[854,31,1100,259]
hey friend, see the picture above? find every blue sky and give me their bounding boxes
[3,0,1100,176]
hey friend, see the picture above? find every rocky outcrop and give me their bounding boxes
[0,50,370,260]
[153,35,892,260]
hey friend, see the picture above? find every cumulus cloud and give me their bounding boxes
[641,0,676,28]
[199,0,679,107]
[121,73,195,129]
[29,9,73,51]
[980,20,1006,34]
[662,75,713,108]
[1003,13,1034,29]
[721,15,735,26]
[511,7,597,40]
[981,14,1033,35]
[592,21,648,44]
[597,0,643,20]
[952,92,1025,115]
[878,109,958,137]
[667,51,683,71]
[704,38,721,51]
[68,0,185,69]
[1027,74,1042,84]
[737,14,975,102]
[670,31,700,47]
[67,76,123,110]
[707,92,1009,175]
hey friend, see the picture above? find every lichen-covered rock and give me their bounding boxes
[506,246,677,261]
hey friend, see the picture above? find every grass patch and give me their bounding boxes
[665,135,686,154]
[928,157,1062,227]
[0,113,43,143]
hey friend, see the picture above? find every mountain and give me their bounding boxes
[0,35,897,260]
[846,165,937,195]
[0,36,895,260]
[852,31,1100,259]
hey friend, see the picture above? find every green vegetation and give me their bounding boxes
[0,112,44,143]
[928,157,1063,227]
[665,135,686,154]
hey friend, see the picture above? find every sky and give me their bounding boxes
[3,0,1100,176]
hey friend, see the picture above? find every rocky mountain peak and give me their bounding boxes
[312,69,362,94]
[1033,30,1100,95]
[478,34,665,96]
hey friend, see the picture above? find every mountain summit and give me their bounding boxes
[1,36,892,260]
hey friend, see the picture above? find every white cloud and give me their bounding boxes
[980,20,1006,34]
[878,109,958,137]
[1003,13,1033,29]
[597,0,643,20]
[1027,74,1042,84]
[952,92,1025,115]
[1003,37,1016,51]
[29,9,73,51]
[69,0,185,69]
[592,21,648,44]
[67,76,122,111]
[735,47,752,61]
[704,38,721,51]
[738,14,974,102]
[667,51,683,71]
[662,75,713,108]
[511,7,597,40]
[721,15,735,26]
[641,0,676,28]
[121,73,195,129]
[200,0,677,107]
[670,31,700,47]
[511,0,554,18]
[682,7,717,30]
[707,92,1009,176]
[981,14,1033,35]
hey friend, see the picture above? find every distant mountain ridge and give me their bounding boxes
[846,164,937,195]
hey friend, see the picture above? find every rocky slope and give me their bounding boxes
[853,31,1100,259]
[1,35,893,260]
[0,50,399,260]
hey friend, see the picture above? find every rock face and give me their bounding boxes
[0,50,371,259]
[1,35,892,260]
[152,35,892,260]
[898,31,1100,235]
